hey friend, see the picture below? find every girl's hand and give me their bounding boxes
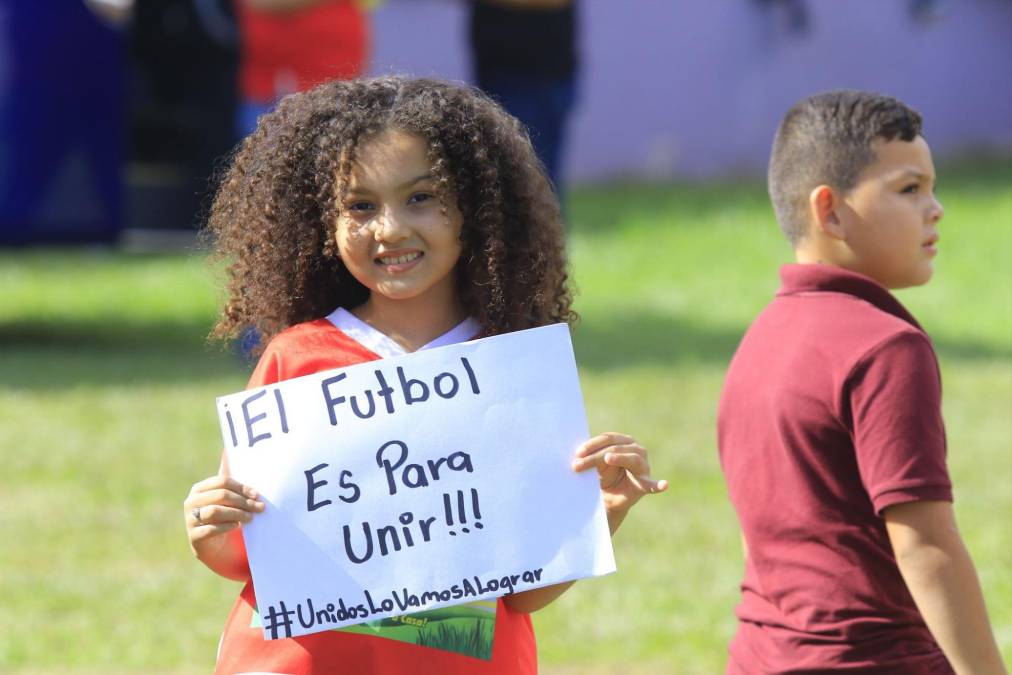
[184,475,264,560]
[571,432,668,535]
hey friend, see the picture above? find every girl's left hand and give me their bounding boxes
[572,432,668,535]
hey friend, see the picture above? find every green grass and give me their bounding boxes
[1,158,1009,673]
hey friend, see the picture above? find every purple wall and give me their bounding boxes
[369,0,1012,181]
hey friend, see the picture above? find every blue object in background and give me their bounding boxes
[477,75,576,196]
[0,1,124,245]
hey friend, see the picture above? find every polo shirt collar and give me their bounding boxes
[777,264,923,331]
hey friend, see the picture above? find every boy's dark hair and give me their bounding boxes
[206,76,572,354]
[768,90,923,244]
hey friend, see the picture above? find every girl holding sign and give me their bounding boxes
[183,76,667,675]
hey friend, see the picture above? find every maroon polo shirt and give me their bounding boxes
[718,264,953,674]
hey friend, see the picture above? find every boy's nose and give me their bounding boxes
[928,195,944,224]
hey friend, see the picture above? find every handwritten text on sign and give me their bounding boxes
[217,324,615,640]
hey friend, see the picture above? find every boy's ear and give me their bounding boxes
[808,185,846,240]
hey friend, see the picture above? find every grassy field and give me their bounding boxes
[1,159,1009,673]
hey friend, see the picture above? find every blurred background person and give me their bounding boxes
[754,0,810,34]
[0,1,125,244]
[468,0,577,200]
[126,0,239,233]
[235,0,370,137]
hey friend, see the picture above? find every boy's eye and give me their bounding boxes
[900,183,920,194]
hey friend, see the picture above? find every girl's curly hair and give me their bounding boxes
[206,76,574,354]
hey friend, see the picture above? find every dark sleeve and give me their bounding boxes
[847,331,952,515]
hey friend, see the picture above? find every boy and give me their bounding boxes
[717,90,1006,674]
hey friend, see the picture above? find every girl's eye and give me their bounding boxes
[347,201,374,212]
[408,192,434,205]
[900,183,920,195]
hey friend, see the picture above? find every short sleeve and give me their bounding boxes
[847,331,952,515]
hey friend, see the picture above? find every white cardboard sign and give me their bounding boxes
[217,323,615,640]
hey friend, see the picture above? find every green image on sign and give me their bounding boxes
[252,599,497,660]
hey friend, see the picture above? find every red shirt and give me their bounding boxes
[214,318,537,675]
[237,0,367,101]
[718,265,953,674]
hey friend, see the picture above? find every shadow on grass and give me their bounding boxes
[2,312,1007,389]
[572,309,1012,371]
[573,311,744,370]
[1,317,217,349]
[0,318,248,390]
[933,338,1012,364]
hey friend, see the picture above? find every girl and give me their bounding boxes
[184,76,666,675]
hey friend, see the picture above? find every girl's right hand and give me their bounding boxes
[184,475,264,560]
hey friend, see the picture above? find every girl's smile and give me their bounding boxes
[375,249,424,273]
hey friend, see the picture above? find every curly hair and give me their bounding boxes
[768,89,923,245]
[206,76,573,354]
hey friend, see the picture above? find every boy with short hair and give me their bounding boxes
[717,90,1006,674]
